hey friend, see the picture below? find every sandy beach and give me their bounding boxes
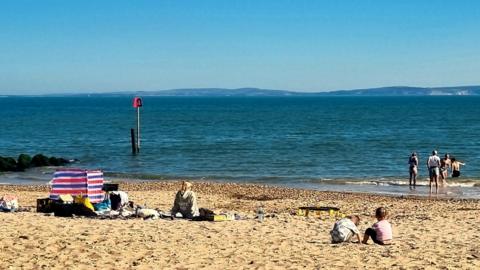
[1,181,480,270]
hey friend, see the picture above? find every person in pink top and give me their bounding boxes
[362,207,392,245]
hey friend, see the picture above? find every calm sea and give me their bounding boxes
[1,96,480,197]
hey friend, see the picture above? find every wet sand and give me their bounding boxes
[1,181,480,269]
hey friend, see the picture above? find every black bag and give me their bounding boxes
[110,193,122,211]
[52,203,75,217]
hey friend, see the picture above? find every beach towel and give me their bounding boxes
[94,197,111,211]
[136,208,159,219]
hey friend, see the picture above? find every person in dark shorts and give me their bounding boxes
[450,157,465,178]
[408,152,419,188]
[362,207,392,245]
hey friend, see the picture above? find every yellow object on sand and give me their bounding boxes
[296,207,341,218]
[58,194,74,203]
[74,196,95,211]
[211,214,235,222]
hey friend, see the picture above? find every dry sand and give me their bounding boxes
[1,181,480,270]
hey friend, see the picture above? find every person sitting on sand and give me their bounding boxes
[171,181,200,219]
[450,157,465,178]
[408,152,419,188]
[330,215,361,244]
[362,207,392,245]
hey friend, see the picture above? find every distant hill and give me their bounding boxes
[47,88,303,97]
[122,88,303,97]
[27,85,480,97]
[323,86,480,96]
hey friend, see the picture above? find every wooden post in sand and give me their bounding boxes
[132,97,143,154]
[131,128,137,155]
[136,105,140,151]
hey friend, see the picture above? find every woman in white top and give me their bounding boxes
[171,181,200,219]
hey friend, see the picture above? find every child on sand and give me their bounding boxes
[330,215,361,244]
[362,207,392,245]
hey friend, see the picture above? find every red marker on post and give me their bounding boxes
[133,97,142,153]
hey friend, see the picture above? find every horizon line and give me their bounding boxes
[3,84,480,96]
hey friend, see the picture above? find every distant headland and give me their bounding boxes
[9,85,480,97]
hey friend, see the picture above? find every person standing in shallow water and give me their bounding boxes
[450,157,465,178]
[408,152,419,188]
[427,150,441,194]
[440,153,451,186]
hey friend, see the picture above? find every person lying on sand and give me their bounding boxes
[171,181,200,219]
[330,215,361,244]
[362,207,392,245]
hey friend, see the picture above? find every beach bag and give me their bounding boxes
[109,191,129,210]
[53,200,96,217]
[110,193,122,210]
[0,195,19,212]
[52,203,76,217]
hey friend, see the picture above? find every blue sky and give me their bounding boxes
[1,0,479,94]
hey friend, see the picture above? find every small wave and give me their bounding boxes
[342,180,422,186]
[447,181,479,187]
[308,178,479,187]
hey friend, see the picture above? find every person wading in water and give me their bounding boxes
[408,152,419,188]
[427,150,441,194]
[440,153,451,186]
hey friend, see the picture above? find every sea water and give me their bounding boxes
[1,96,479,197]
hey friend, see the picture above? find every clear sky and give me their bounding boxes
[1,0,479,95]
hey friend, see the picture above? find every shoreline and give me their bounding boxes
[2,175,480,200]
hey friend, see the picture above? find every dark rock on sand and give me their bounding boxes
[0,157,17,171]
[0,154,74,172]
[48,157,71,166]
[31,154,50,167]
[48,157,61,166]
[17,154,32,171]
